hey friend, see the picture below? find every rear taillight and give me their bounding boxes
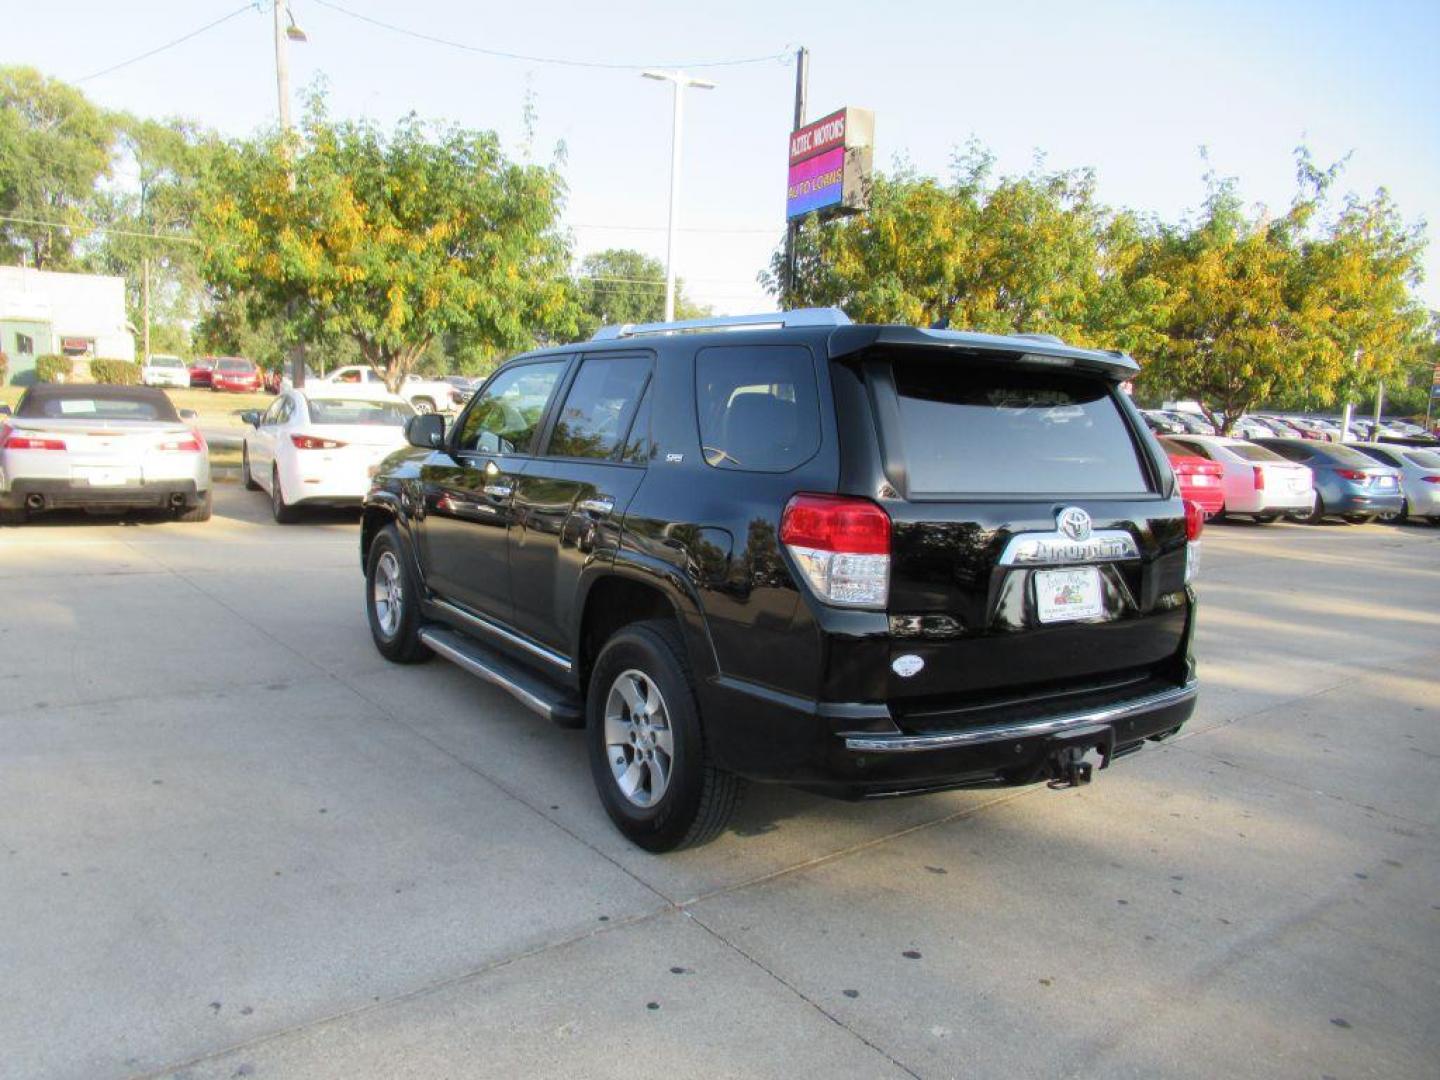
[780,493,890,608]
[1252,466,1265,490]
[1184,500,1205,542]
[1334,468,1366,482]
[291,434,346,450]
[157,435,203,453]
[1423,476,1440,485]
[3,430,66,451]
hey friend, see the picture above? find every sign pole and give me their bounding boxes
[783,47,809,307]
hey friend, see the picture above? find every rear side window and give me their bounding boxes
[1404,449,1440,468]
[888,360,1149,496]
[546,353,651,460]
[696,345,821,472]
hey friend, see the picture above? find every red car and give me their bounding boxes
[1166,452,1226,517]
[188,357,215,388]
[210,357,262,393]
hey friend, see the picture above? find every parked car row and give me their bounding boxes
[1158,433,1439,525]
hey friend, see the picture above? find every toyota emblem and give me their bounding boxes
[1057,507,1092,541]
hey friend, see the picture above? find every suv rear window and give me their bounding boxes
[696,345,820,472]
[888,360,1149,496]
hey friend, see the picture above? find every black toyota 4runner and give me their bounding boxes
[360,310,1199,851]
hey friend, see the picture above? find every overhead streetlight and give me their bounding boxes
[273,0,307,133]
[641,70,716,322]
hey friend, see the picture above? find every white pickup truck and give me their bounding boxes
[313,366,461,414]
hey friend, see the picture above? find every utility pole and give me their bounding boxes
[141,256,150,363]
[274,0,293,135]
[1371,381,1384,442]
[272,0,308,387]
[642,70,715,323]
[782,47,809,308]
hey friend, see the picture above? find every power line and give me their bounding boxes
[0,215,202,246]
[310,0,791,71]
[74,3,256,84]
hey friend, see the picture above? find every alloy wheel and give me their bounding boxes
[603,669,674,807]
[372,551,403,638]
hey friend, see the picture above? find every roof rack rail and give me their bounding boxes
[591,307,851,341]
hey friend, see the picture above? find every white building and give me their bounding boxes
[0,267,135,385]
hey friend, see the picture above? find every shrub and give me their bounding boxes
[90,358,141,385]
[0,350,8,385]
[35,354,72,383]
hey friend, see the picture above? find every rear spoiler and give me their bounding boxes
[826,325,1140,381]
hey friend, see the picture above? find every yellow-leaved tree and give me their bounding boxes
[199,93,580,392]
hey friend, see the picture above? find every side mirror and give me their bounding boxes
[239,410,261,427]
[406,413,445,449]
[178,408,198,421]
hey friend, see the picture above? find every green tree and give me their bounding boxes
[0,65,117,268]
[1137,154,1429,430]
[85,116,215,359]
[574,247,709,333]
[767,145,1168,352]
[198,94,580,392]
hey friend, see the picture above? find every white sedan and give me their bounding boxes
[141,354,191,388]
[1160,435,1315,520]
[241,390,415,523]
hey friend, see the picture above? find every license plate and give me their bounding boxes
[1377,476,1395,488]
[73,466,138,487]
[1035,567,1104,624]
[1289,475,1306,491]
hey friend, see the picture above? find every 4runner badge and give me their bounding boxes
[1057,507,1092,541]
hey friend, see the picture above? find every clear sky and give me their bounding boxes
[7,0,1439,315]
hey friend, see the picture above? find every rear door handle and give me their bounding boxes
[577,496,614,517]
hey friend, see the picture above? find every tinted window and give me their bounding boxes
[1403,450,1440,468]
[622,385,652,464]
[456,360,566,454]
[1316,444,1389,468]
[1161,437,1210,459]
[1355,446,1400,467]
[696,345,821,472]
[546,354,651,460]
[890,361,1149,495]
[1226,442,1288,463]
[18,390,177,422]
[1259,442,1311,463]
[216,359,253,372]
[308,398,414,426]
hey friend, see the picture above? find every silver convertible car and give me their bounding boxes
[0,384,212,524]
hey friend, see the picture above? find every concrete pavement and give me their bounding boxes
[1,491,1436,1079]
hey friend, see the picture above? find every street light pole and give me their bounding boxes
[274,0,292,134]
[272,0,308,387]
[642,70,715,323]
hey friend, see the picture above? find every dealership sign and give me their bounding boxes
[786,107,874,220]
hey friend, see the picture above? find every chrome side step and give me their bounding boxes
[419,626,583,726]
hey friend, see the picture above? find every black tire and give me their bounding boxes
[0,506,26,526]
[1392,500,1410,525]
[241,445,261,491]
[1252,514,1279,524]
[586,619,743,852]
[271,466,300,524]
[1343,514,1371,525]
[1299,493,1326,525]
[365,525,432,663]
[176,489,212,523]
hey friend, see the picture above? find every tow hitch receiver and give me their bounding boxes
[1044,724,1116,789]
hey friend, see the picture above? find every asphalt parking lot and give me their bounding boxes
[1,488,1436,1080]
